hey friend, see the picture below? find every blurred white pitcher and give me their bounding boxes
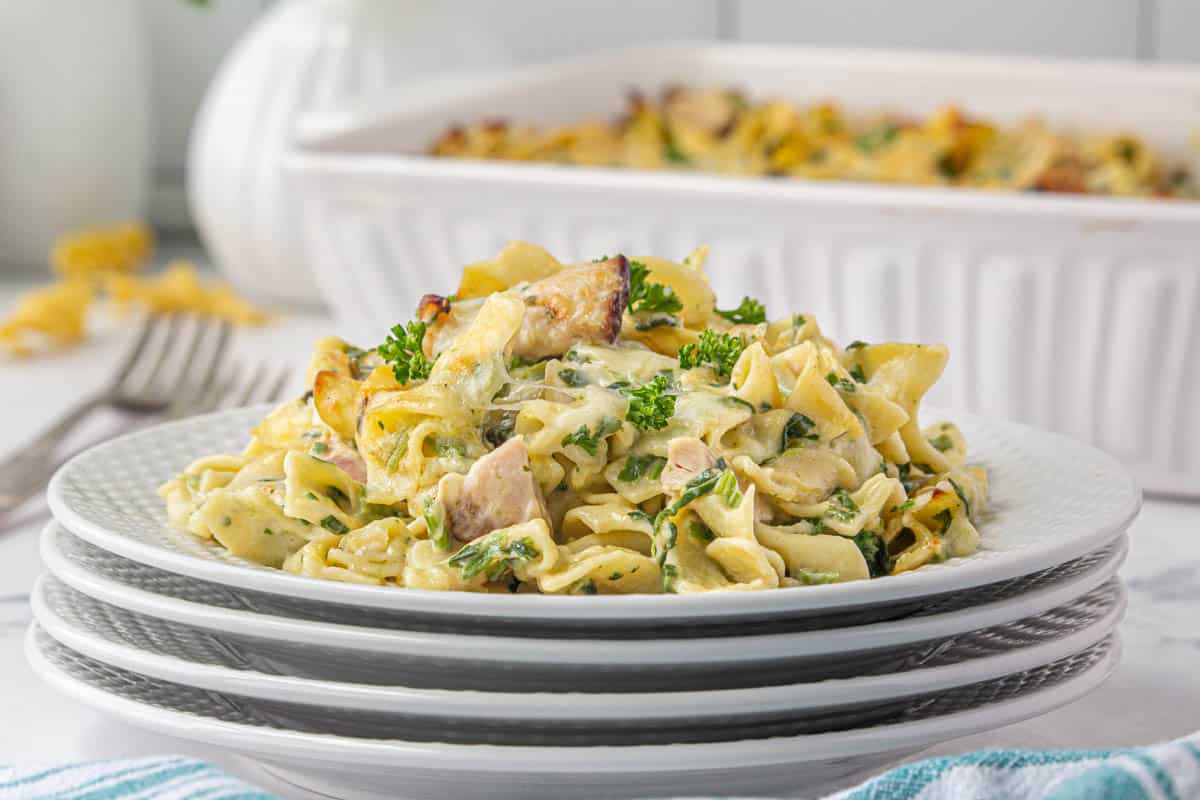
[188,0,503,307]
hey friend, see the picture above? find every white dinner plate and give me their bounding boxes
[27,626,1121,799]
[31,571,1124,733]
[46,405,1139,624]
[41,522,1128,690]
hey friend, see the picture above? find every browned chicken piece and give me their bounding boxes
[419,256,630,361]
[1033,157,1090,193]
[663,86,743,138]
[438,437,550,543]
[661,436,721,494]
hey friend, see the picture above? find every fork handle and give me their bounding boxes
[0,396,103,513]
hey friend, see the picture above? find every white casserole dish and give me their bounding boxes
[286,44,1200,497]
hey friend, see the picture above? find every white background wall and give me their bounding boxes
[146,0,1198,230]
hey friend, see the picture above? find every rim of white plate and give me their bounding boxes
[47,404,1141,620]
[30,571,1125,721]
[40,521,1127,664]
[26,624,1121,773]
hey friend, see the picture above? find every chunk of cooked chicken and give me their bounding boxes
[321,434,366,483]
[661,436,720,494]
[438,437,550,543]
[419,256,630,361]
[663,86,742,138]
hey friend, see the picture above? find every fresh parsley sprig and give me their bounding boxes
[628,260,683,315]
[625,375,676,431]
[378,321,434,385]
[715,296,766,324]
[678,330,747,378]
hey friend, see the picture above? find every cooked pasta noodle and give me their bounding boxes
[160,242,989,594]
[431,87,1197,199]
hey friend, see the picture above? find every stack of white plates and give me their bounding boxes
[30,407,1140,799]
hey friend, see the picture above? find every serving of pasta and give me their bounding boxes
[160,242,988,595]
[431,86,1197,199]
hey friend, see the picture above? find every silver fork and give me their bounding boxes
[0,314,242,513]
[163,357,292,420]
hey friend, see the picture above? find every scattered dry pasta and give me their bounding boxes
[0,280,94,357]
[160,241,989,595]
[51,222,154,278]
[1,222,269,358]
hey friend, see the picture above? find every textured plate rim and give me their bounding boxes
[47,404,1141,620]
[29,572,1125,721]
[41,521,1128,665]
[25,624,1121,773]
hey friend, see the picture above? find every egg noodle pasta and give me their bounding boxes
[160,242,989,595]
[432,86,1197,199]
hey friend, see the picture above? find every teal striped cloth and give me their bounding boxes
[827,734,1200,800]
[3,737,1200,799]
[0,757,272,800]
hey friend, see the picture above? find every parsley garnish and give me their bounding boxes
[715,296,766,325]
[892,499,915,513]
[678,330,747,378]
[846,340,868,350]
[849,364,867,383]
[653,465,724,532]
[384,431,409,473]
[576,579,598,595]
[628,260,683,314]
[557,368,588,387]
[689,520,715,543]
[663,142,691,165]
[628,510,652,523]
[715,469,743,508]
[949,478,971,518]
[378,321,434,385]
[325,485,351,510]
[855,124,898,153]
[826,488,859,523]
[826,371,857,393]
[853,530,891,577]
[662,562,680,593]
[561,418,622,456]
[449,536,539,581]
[422,495,449,550]
[794,569,839,585]
[723,396,756,413]
[934,508,953,533]
[433,439,467,458]
[319,515,349,534]
[634,315,679,331]
[929,433,954,452]
[618,454,667,483]
[782,413,819,449]
[625,375,676,431]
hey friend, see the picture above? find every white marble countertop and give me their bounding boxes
[0,273,1198,797]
